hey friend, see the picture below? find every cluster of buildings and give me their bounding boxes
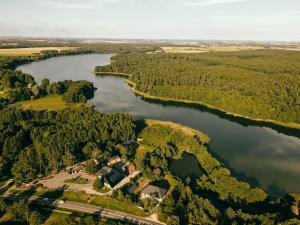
[96,155,168,202]
[96,156,135,189]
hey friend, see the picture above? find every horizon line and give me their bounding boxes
[0,35,300,44]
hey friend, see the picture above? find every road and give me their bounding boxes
[3,194,165,225]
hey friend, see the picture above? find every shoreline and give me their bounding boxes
[94,71,300,131]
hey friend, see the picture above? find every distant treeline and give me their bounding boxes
[95,50,300,125]
[0,39,160,54]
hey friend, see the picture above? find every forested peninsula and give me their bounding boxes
[95,50,300,129]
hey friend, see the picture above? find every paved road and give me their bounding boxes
[3,194,165,225]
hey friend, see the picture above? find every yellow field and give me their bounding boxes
[161,45,300,53]
[0,47,78,56]
[161,45,265,53]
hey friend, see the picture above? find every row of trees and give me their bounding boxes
[95,50,300,124]
[160,182,300,225]
[0,198,42,225]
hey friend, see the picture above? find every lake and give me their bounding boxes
[17,54,300,196]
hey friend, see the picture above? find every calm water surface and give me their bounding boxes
[170,152,203,180]
[17,54,300,196]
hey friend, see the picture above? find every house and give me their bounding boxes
[112,161,128,174]
[107,156,121,166]
[103,168,125,189]
[96,166,112,179]
[140,184,167,201]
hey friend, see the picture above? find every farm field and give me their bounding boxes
[161,45,300,53]
[161,45,266,53]
[0,47,78,56]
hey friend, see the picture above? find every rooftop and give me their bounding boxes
[103,168,125,188]
[141,184,167,199]
[96,166,112,177]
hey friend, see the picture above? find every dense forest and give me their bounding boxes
[95,50,300,125]
[0,108,135,184]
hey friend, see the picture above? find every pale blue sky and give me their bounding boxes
[0,0,300,41]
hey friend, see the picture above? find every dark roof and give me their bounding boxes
[112,161,128,173]
[141,184,167,199]
[103,168,125,188]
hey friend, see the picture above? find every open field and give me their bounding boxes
[0,47,78,56]
[13,96,68,110]
[7,186,146,217]
[161,45,300,53]
[42,212,68,225]
[145,119,210,144]
[161,45,266,53]
[11,95,91,111]
[135,144,155,163]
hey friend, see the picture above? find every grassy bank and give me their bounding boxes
[11,95,92,111]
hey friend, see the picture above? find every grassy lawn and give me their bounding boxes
[12,95,92,111]
[134,178,150,194]
[135,144,155,162]
[59,191,146,217]
[91,195,146,216]
[164,174,178,195]
[42,212,68,225]
[64,177,89,184]
[97,187,110,193]
[13,96,68,110]
[9,187,147,217]
[145,119,210,144]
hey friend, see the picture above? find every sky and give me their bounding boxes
[0,0,300,41]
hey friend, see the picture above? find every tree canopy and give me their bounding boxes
[95,50,300,125]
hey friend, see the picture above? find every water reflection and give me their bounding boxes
[17,54,300,196]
